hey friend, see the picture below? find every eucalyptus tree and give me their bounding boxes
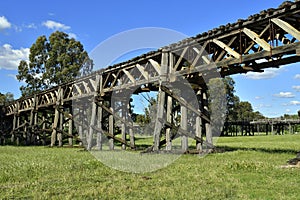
[17,31,93,96]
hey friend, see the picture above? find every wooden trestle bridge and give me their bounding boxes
[1,1,300,152]
[223,119,300,136]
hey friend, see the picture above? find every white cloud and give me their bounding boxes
[0,16,11,31]
[254,96,263,100]
[24,23,37,29]
[244,68,281,80]
[290,101,300,105]
[292,85,300,92]
[42,20,70,30]
[295,74,300,79]
[0,44,29,70]
[286,109,291,113]
[273,92,295,98]
[68,32,77,39]
[254,103,271,110]
[7,74,18,80]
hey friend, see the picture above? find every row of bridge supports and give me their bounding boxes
[1,80,213,153]
[223,120,300,136]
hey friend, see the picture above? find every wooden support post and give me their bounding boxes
[271,123,274,135]
[153,89,165,151]
[87,99,97,150]
[153,50,168,151]
[51,87,62,147]
[166,95,172,150]
[203,90,213,147]
[51,108,59,147]
[11,111,17,144]
[109,109,114,150]
[78,120,83,147]
[121,101,126,150]
[97,105,103,150]
[88,75,101,151]
[68,116,73,146]
[128,101,135,149]
[96,75,103,150]
[42,115,46,145]
[58,111,63,147]
[180,105,188,151]
[129,126,134,149]
[196,90,203,151]
[16,108,20,145]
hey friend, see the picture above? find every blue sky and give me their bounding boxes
[0,0,299,118]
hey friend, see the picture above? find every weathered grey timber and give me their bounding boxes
[1,1,300,152]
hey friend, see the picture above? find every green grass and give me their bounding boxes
[0,134,300,199]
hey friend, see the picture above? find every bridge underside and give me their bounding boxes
[1,1,300,152]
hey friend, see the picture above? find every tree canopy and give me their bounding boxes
[224,77,264,121]
[0,92,14,105]
[17,31,93,96]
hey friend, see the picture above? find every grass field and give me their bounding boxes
[0,134,300,199]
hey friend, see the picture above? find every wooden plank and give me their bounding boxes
[216,36,237,62]
[192,41,209,66]
[122,69,136,83]
[272,18,300,41]
[89,79,96,91]
[174,47,188,70]
[149,59,161,74]
[212,39,241,59]
[244,24,270,54]
[243,28,271,51]
[82,81,91,93]
[136,64,149,80]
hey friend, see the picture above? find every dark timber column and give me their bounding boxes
[121,101,127,150]
[165,51,174,151]
[68,116,73,146]
[128,101,135,149]
[196,89,203,151]
[96,75,103,150]
[166,95,172,150]
[42,114,46,145]
[51,87,62,147]
[87,75,100,151]
[58,107,63,147]
[108,105,114,150]
[97,103,103,150]
[153,50,168,151]
[180,105,188,151]
[11,103,19,144]
[203,89,212,147]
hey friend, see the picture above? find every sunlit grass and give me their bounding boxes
[0,134,300,199]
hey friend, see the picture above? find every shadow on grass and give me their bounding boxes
[216,145,299,155]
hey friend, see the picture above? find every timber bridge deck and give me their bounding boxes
[1,1,300,152]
